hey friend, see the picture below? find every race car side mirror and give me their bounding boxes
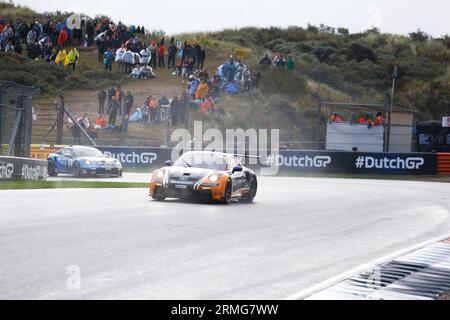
[164,160,173,167]
[232,166,243,173]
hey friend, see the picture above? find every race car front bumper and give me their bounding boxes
[81,167,122,177]
[150,180,225,201]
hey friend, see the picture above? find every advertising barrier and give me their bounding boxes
[0,156,47,180]
[97,146,172,168]
[98,147,437,175]
[266,151,437,175]
[27,145,439,175]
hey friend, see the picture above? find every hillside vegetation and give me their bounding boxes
[1,3,449,146]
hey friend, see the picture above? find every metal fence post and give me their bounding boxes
[314,92,323,150]
[0,89,3,149]
[56,95,64,144]
[23,96,33,157]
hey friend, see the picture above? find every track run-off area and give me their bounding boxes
[1,175,450,299]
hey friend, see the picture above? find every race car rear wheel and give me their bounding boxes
[246,178,257,203]
[47,161,58,177]
[222,179,232,204]
[73,162,82,177]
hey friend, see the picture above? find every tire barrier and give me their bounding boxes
[437,153,450,175]
[0,156,47,181]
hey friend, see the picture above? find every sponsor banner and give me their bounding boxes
[95,147,437,175]
[0,156,47,180]
[98,147,172,167]
[266,151,437,175]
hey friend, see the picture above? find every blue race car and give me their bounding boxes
[47,146,122,177]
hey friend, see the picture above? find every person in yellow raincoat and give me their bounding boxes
[195,80,209,100]
[65,47,80,71]
[55,49,67,67]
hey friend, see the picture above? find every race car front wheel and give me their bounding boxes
[73,162,82,177]
[47,161,58,177]
[151,188,166,201]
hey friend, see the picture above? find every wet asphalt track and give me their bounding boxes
[1,175,450,299]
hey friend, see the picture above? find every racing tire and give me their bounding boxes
[72,162,82,177]
[151,188,166,201]
[244,178,257,203]
[221,179,232,204]
[47,161,58,177]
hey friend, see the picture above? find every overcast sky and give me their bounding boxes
[12,0,450,37]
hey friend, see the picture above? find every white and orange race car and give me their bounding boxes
[149,151,258,204]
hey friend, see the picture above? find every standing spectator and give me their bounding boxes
[55,48,67,67]
[122,50,134,73]
[179,92,189,124]
[26,28,36,45]
[149,96,159,123]
[115,45,126,71]
[58,27,69,48]
[148,41,157,69]
[107,87,115,114]
[273,53,286,68]
[242,67,251,92]
[159,95,170,123]
[140,46,151,67]
[95,31,106,62]
[104,47,114,70]
[124,91,134,115]
[251,71,260,89]
[170,96,180,125]
[157,42,165,68]
[66,47,79,71]
[98,88,106,115]
[168,42,177,69]
[109,96,120,125]
[115,86,124,115]
[259,54,271,67]
[287,57,295,70]
[142,97,150,124]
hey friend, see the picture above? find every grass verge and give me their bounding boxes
[0,181,148,190]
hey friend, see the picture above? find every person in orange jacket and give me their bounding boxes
[330,113,344,123]
[195,80,209,100]
[157,43,165,68]
[374,112,384,126]
[149,96,159,122]
[95,114,106,129]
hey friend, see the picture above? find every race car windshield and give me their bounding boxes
[74,148,104,158]
[174,154,228,170]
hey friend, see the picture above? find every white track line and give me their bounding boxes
[285,233,450,300]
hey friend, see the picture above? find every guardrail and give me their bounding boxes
[0,156,47,181]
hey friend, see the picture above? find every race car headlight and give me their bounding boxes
[155,170,164,179]
[115,160,122,167]
[208,175,219,182]
[85,160,92,165]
